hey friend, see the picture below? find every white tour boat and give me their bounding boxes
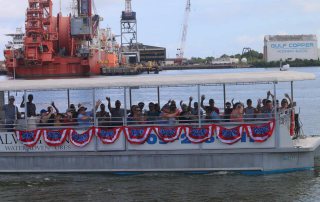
[0,71,319,174]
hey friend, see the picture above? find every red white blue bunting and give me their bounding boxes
[42,129,69,147]
[153,126,183,143]
[123,127,153,144]
[15,129,42,147]
[185,126,213,143]
[14,121,277,147]
[245,120,275,143]
[96,127,122,144]
[69,128,95,147]
[216,125,243,145]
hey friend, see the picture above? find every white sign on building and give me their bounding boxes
[264,35,319,62]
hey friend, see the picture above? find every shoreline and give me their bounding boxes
[161,64,320,71]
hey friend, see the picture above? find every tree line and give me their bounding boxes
[189,50,320,67]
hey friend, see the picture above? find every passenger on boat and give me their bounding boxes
[267,90,274,100]
[47,102,59,126]
[146,102,160,123]
[128,105,135,118]
[223,102,233,122]
[244,99,256,122]
[78,100,102,127]
[128,105,146,125]
[138,102,145,114]
[257,98,267,113]
[2,96,20,132]
[39,103,58,127]
[200,95,220,121]
[154,103,161,115]
[188,97,203,119]
[179,101,192,123]
[54,113,64,127]
[96,103,111,127]
[39,109,49,126]
[261,100,275,119]
[285,93,293,106]
[160,101,180,125]
[63,108,77,126]
[230,102,244,122]
[68,104,78,119]
[77,105,93,127]
[20,94,36,117]
[279,94,293,114]
[106,97,125,126]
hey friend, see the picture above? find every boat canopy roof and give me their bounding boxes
[0,71,315,91]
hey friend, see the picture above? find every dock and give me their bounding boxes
[100,66,161,76]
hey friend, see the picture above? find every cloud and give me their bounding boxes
[291,0,320,12]
[234,35,265,52]
[0,1,27,20]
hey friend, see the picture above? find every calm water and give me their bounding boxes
[1,169,320,201]
[1,67,320,201]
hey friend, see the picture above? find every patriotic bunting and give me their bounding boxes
[13,121,277,147]
[153,126,183,143]
[123,127,153,144]
[245,120,275,143]
[185,126,213,143]
[216,125,243,145]
[69,128,95,147]
[96,127,122,144]
[15,129,42,147]
[43,129,69,147]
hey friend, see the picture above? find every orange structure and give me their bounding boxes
[4,0,119,78]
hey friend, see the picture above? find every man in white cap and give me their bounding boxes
[2,96,20,132]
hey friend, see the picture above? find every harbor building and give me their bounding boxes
[138,44,166,63]
[264,35,319,62]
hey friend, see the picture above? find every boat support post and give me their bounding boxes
[67,89,70,108]
[223,84,226,111]
[157,86,160,106]
[24,90,27,129]
[129,87,132,109]
[0,91,4,123]
[274,82,279,148]
[291,81,294,104]
[197,84,201,128]
[123,87,128,151]
[92,88,97,152]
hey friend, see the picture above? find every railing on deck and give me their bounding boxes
[0,112,283,132]
[0,111,288,152]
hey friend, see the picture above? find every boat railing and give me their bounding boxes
[0,111,284,132]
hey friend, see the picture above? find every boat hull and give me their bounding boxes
[0,149,315,173]
[0,129,319,174]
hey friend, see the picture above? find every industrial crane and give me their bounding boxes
[125,0,132,13]
[176,0,191,62]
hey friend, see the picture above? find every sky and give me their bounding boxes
[0,0,320,59]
